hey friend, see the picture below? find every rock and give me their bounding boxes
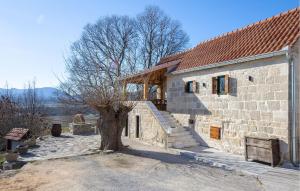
[3,161,26,170]
[73,114,85,124]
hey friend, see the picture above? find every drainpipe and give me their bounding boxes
[287,48,298,166]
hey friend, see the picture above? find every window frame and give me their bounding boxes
[212,74,230,95]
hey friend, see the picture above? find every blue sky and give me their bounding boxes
[0,0,298,88]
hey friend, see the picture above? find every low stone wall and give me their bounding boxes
[69,123,95,135]
[167,55,290,160]
[126,101,170,148]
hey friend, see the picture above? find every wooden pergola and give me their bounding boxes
[121,60,180,102]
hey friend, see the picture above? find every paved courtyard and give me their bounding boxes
[19,133,101,162]
[0,140,264,191]
[1,135,299,190]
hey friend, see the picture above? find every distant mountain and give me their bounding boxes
[0,87,63,103]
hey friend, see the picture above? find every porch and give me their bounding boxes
[121,60,179,111]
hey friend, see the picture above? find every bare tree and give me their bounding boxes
[61,7,189,151]
[19,80,47,138]
[0,81,47,150]
[136,5,189,69]
[61,15,140,151]
[0,95,19,138]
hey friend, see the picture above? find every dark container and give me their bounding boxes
[51,124,62,137]
[245,136,280,167]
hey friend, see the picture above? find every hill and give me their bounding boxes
[0,87,62,103]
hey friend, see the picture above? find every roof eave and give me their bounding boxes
[171,50,288,75]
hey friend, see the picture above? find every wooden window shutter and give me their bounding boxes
[192,80,199,93]
[210,126,221,139]
[224,74,230,94]
[212,77,218,94]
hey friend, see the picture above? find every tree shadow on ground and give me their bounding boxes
[120,147,200,165]
[58,135,74,138]
[20,152,37,158]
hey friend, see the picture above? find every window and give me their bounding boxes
[212,75,230,95]
[210,126,221,140]
[218,75,225,94]
[185,81,193,93]
[136,116,140,138]
[185,80,199,93]
[124,118,128,137]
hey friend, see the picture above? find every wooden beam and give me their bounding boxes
[143,76,150,100]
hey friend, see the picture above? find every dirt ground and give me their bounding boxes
[0,149,263,191]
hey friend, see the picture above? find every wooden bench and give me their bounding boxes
[245,136,280,167]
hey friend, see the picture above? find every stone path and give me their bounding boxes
[19,133,101,162]
[176,145,300,191]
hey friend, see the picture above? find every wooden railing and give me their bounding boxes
[151,99,167,111]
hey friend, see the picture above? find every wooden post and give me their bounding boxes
[143,77,149,100]
[161,82,165,100]
[157,84,162,100]
[122,82,127,98]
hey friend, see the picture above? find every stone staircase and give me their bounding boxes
[159,111,199,149]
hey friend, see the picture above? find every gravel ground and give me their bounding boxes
[0,147,263,191]
[19,133,101,162]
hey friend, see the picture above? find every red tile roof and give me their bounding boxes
[4,128,29,141]
[156,51,189,65]
[122,60,180,82]
[160,8,300,72]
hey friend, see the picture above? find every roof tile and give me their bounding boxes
[165,8,300,71]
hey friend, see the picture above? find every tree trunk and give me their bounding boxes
[97,108,124,151]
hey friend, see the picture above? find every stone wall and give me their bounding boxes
[167,55,290,159]
[126,101,169,148]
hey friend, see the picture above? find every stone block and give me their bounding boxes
[258,101,268,111]
[267,101,280,110]
[270,85,281,92]
[245,101,257,110]
[261,112,273,121]
[250,111,261,120]
[273,111,288,123]
[275,92,288,100]
[268,67,280,76]
[263,92,275,100]
[266,76,275,84]
[280,101,288,111]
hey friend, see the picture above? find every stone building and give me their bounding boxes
[121,8,300,165]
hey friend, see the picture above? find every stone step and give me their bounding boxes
[169,141,199,149]
[159,110,199,149]
[170,127,189,133]
[169,130,191,136]
[168,136,197,143]
[169,124,181,129]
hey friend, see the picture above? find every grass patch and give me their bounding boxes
[62,126,70,133]
[0,153,5,165]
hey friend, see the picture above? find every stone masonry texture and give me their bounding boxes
[127,102,167,148]
[167,55,290,160]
